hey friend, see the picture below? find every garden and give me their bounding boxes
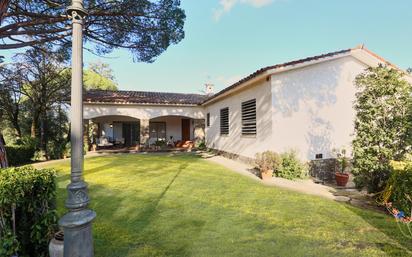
[3,153,412,256]
[1,1,412,255]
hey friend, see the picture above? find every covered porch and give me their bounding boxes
[86,115,205,151]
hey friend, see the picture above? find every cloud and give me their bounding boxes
[213,0,274,21]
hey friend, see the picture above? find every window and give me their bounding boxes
[149,122,166,141]
[220,107,229,135]
[241,99,257,135]
[206,113,210,127]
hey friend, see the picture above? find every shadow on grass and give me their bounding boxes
[58,160,203,256]
[343,203,412,256]
[54,153,412,256]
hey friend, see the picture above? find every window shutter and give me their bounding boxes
[241,99,256,135]
[220,107,229,135]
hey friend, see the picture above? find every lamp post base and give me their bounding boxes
[59,209,96,257]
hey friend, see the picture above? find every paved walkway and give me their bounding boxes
[203,154,383,212]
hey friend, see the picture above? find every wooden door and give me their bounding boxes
[181,119,190,141]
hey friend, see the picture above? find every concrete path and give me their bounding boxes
[204,155,341,200]
[204,154,384,212]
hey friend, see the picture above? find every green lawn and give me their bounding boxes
[41,153,412,257]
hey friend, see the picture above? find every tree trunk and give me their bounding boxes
[12,117,21,139]
[31,110,40,138]
[0,132,8,168]
[0,0,10,24]
[39,112,49,160]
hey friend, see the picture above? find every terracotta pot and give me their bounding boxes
[335,172,349,187]
[261,170,273,181]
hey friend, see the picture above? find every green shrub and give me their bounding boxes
[255,151,282,173]
[277,150,308,180]
[0,166,58,257]
[5,145,35,166]
[196,140,207,150]
[381,161,412,215]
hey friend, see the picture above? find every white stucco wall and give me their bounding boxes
[84,104,204,120]
[204,80,273,158]
[150,116,194,141]
[270,56,368,160]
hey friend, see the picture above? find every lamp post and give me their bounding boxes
[59,1,96,256]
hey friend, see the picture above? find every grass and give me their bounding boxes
[40,153,412,257]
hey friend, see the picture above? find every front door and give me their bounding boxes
[181,119,190,141]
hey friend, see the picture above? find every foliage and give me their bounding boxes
[196,140,207,150]
[84,61,118,90]
[1,0,186,63]
[5,145,35,166]
[0,166,57,257]
[0,48,71,160]
[277,150,308,180]
[0,63,24,139]
[332,148,350,173]
[61,142,87,158]
[352,65,412,193]
[380,161,412,217]
[84,70,117,91]
[40,154,412,256]
[255,151,282,173]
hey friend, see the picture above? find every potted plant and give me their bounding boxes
[333,148,350,186]
[255,151,281,181]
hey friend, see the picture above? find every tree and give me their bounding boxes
[11,48,71,159]
[0,57,8,168]
[0,62,24,138]
[1,0,186,62]
[352,65,412,193]
[84,61,118,90]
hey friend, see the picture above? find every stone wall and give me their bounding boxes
[309,158,338,182]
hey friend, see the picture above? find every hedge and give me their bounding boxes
[0,166,58,257]
[5,145,35,166]
[381,161,412,216]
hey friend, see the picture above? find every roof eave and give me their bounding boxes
[83,101,201,107]
[202,51,351,106]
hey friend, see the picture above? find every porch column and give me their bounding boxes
[140,119,150,145]
[193,119,205,143]
[90,121,99,151]
[83,119,90,152]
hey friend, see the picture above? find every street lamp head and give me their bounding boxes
[67,1,88,18]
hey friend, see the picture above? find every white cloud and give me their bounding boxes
[213,0,274,21]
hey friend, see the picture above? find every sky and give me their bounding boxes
[3,0,412,94]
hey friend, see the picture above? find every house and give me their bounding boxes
[83,45,410,160]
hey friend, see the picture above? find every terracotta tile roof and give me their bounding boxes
[84,45,398,107]
[202,45,400,104]
[84,90,207,105]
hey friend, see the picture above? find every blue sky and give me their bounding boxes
[3,0,412,93]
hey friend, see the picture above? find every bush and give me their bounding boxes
[196,140,207,150]
[277,150,308,180]
[352,66,412,193]
[0,166,58,257]
[380,161,412,216]
[5,145,35,166]
[255,151,282,173]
